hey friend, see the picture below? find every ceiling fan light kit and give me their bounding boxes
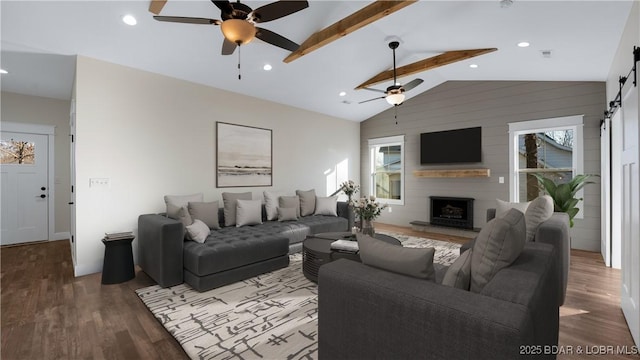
[220,19,256,45]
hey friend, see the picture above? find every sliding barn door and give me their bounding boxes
[620,85,640,346]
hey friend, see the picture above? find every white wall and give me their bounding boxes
[1,91,71,238]
[73,56,360,276]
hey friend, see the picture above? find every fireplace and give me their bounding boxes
[429,196,474,229]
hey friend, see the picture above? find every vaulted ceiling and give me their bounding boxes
[1,1,634,122]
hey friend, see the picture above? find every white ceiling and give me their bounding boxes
[0,0,634,122]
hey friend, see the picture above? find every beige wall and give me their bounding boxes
[361,81,604,251]
[1,91,71,236]
[73,56,360,276]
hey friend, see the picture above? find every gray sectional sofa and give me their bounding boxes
[318,208,570,360]
[138,202,351,292]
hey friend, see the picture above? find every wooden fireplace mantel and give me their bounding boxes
[413,168,491,178]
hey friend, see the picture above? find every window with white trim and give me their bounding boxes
[508,115,584,216]
[368,135,404,205]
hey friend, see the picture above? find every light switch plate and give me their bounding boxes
[89,178,110,188]
[499,176,505,184]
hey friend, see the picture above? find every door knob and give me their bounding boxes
[41,187,46,191]
[38,194,46,199]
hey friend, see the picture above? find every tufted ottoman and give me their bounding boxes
[182,228,289,292]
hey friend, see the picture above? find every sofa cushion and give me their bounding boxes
[236,199,263,227]
[186,219,210,243]
[184,230,289,276]
[263,191,284,221]
[296,189,316,217]
[279,196,301,218]
[442,248,473,290]
[314,196,338,216]
[222,192,252,227]
[495,198,530,218]
[277,207,298,221]
[524,195,554,242]
[357,233,435,281]
[188,201,220,230]
[165,193,203,219]
[470,208,526,293]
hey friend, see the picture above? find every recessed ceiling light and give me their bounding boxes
[469,64,478,68]
[0,69,7,74]
[263,64,272,71]
[122,14,137,26]
[517,41,530,48]
[339,91,346,97]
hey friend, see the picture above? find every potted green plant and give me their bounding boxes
[532,173,597,227]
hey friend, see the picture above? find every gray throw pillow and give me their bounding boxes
[277,207,298,221]
[176,206,194,240]
[296,189,316,217]
[313,196,338,216]
[279,196,301,218]
[236,199,263,227]
[470,208,526,293]
[357,233,436,281]
[222,192,252,227]
[442,248,473,290]
[164,193,203,219]
[188,201,220,230]
[524,195,554,242]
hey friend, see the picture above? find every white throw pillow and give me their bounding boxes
[495,198,530,218]
[524,195,554,242]
[236,199,263,227]
[263,191,285,221]
[186,219,209,243]
[314,196,338,216]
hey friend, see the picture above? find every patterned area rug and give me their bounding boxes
[136,233,461,360]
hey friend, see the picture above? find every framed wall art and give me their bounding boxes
[216,122,272,188]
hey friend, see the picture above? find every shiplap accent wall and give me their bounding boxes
[361,81,604,251]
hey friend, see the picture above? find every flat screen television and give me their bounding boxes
[420,127,482,164]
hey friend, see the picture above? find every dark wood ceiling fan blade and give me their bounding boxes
[222,38,237,55]
[403,78,423,92]
[359,96,386,104]
[283,0,417,63]
[212,0,233,14]
[362,87,386,94]
[149,0,167,15]
[252,1,309,23]
[255,27,299,51]
[355,48,497,89]
[153,16,221,25]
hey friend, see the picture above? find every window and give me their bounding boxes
[369,135,404,205]
[509,115,584,216]
[0,139,35,164]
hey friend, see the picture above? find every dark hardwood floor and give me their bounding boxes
[1,227,637,359]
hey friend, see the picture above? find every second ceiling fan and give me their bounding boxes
[359,41,423,106]
[154,0,308,55]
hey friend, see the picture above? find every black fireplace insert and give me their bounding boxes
[429,196,474,229]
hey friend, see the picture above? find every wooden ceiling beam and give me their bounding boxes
[149,0,168,15]
[355,48,498,89]
[283,0,417,64]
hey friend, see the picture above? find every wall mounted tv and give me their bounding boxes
[420,127,482,164]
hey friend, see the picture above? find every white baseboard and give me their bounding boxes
[52,232,71,241]
[74,262,102,277]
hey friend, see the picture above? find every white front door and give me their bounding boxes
[0,131,49,245]
[620,85,640,346]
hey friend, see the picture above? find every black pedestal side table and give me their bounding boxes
[101,237,135,284]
